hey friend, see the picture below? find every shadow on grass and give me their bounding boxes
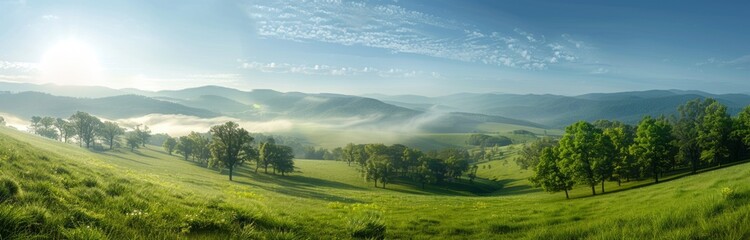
[224,166,365,203]
[574,159,750,200]
[98,151,152,165]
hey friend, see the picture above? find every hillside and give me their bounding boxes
[0,92,219,119]
[369,90,750,127]
[2,126,750,239]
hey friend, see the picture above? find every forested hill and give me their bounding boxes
[366,90,750,127]
[0,84,545,132]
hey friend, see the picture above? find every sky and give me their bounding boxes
[0,0,748,96]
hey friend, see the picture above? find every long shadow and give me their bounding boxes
[98,151,152,165]
[232,166,366,191]
[226,168,364,203]
[573,159,750,199]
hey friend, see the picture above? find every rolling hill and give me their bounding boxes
[2,125,750,239]
[368,90,750,127]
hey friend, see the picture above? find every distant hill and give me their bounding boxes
[6,82,745,131]
[0,92,219,119]
[368,90,750,127]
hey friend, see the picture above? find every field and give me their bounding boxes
[2,126,750,239]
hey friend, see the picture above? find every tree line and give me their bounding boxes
[28,112,151,150]
[339,143,477,188]
[26,112,294,181]
[529,98,750,199]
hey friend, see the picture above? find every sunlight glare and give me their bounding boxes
[39,38,102,86]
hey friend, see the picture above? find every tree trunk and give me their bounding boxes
[601,180,605,193]
[229,166,234,181]
[591,185,596,195]
[654,173,659,183]
[617,179,621,186]
[374,179,378,187]
[565,189,569,199]
[264,165,268,174]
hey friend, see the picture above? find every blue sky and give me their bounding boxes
[0,0,748,96]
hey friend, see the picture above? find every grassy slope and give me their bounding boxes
[2,126,750,239]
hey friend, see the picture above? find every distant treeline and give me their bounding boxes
[523,98,750,199]
[23,112,294,181]
[337,143,478,188]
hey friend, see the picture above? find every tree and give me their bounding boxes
[342,143,357,166]
[30,116,58,139]
[467,165,479,183]
[674,98,712,173]
[176,136,196,161]
[98,121,124,150]
[54,118,75,143]
[69,112,102,148]
[603,125,636,185]
[134,125,152,147]
[735,105,750,147]
[530,147,574,199]
[0,116,4,126]
[630,116,677,183]
[126,132,140,152]
[558,121,605,196]
[208,122,256,181]
[272,145,295,175]
[515,137,558,170]
[698,101,732,166]
[162,136,177,155]
[189,132,211,163]
[365,154,393,188]
[257,139,276,173]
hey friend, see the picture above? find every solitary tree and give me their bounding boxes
[630,116,677,183]
[697,101,732,166]
[531,147,574,199]
[98,121,124,150]
[69,112,102,148]
[208,122,256,181]
[162,136,177,155]
[134,125,152,147]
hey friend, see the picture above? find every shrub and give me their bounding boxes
[721,187,735,199]
[0,178,20,202]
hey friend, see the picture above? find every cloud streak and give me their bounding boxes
[238,59,440,78]
[245,0,587,70]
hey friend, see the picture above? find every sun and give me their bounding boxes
[39,38,102,86]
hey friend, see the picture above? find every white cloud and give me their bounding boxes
[0,61,38,71]
[238,59,440,78]
[245,1,588,70]
[590,67,610,74]
[41,15,59,20]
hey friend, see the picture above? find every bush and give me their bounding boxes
[721,187,735,199]
[0,178,20,202]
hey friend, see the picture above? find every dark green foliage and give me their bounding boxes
[630,116,677,183]
[69,111,102,148]
[98,121,124,150]
[466,134,512,147]
[516,137,558,170]
[530,147,574,198]
[209,121,257,181]
[698,100,732,166]
[162,136,177,155]
[558,121,613,195]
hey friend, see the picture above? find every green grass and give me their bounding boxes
[2,126,750,239]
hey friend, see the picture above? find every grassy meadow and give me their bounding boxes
[2,126,750,239]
